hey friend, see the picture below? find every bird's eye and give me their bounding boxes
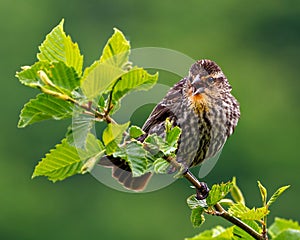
[207,77,215,84]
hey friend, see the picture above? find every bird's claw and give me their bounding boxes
[196,182,210,200]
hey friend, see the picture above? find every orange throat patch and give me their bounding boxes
[188,89,208,112]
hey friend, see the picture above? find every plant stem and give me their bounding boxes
[182,169,265,240]
[214,203,265,240]
[262,211,268,239]
[105,77,121,117]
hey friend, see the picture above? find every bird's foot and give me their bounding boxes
[196,182,210,200]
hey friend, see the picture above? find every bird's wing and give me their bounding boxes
[142,78,186,133]
[142,103,176,132]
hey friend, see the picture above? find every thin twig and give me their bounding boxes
[262,213,268,240]
[68,97,106,121]
[105,78,121,117]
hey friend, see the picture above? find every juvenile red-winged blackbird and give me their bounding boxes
[99,59,240,191]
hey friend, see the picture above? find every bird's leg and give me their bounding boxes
[165,156,210,199]
[182,169,210,200]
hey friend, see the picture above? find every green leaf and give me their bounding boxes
[257,181,267,205]
[273,229,300,240]
[79,133,105,158]
[144,133,166,155]
[100,28,130,68]
[129,125,145,139]
[269,218,300,238]
[144,132,178,156]
[165,125,181,147]
[81,150,105,174]
[186,195,207,209]
[46,61,80,92]
[233,220,261,239]
[113,141,148,177]
[228,202,269,221]
[37,19,83,75]
[185,226,234,240]
[218,198,234,207]
[68,113,95,149]
[231,177,245,205]
[32,133,103,181]
[16,61,80,93]
[16,61,49,88]
[190,207,205,228]
[18,93,73,128]
[102,122,130,155]
[112,68,158,103]
[267,185,290,207]
[32,138,82,181]
[206,181,233,206]
[81,62,124,99]
[153,158,170,174]
[79,134,105,173]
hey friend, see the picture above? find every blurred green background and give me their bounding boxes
[1,0,299,239]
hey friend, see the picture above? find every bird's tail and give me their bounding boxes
[98,155,152,191]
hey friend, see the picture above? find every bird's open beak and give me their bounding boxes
[191,74,205,95]
[193,87,205,95]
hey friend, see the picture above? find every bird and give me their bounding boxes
[99,59,240,191]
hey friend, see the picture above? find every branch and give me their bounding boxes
[41,83,263,239]
[66,96,116,124]
[214,203,265,240]
[182,169,265,240]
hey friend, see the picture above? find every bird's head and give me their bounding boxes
[187,59,232,103]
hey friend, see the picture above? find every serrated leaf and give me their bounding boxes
[32,138,83,181]
[144,132,178,157]
[18,93,73,128]
[269,218,300,238]
[129,125,145,139]
[257,181,267,205]
[100,28,130,68]
[153,158,170,174]
[144,134,165,155]
[16,61,50,88]
[185,226,234,240]
[186,195,207,209]
[113,141,148,177]
[228,202,269,221]
[81,62,124,99]
[32,134,103,181]
[112,68,158,103]
[267,185,290,207]
[231,177,245,205]
[190,207,205,228]
[17,61,80,93]
[102,122,130,155]
[47,61,80,92]
[37,19,83,75]
[206,181,233,206]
